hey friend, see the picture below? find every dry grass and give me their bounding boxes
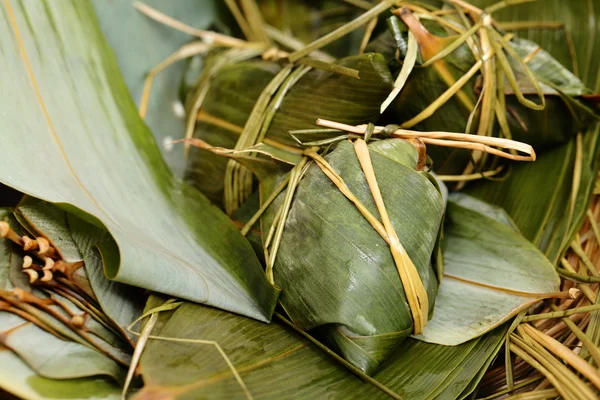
[480,173,600,399]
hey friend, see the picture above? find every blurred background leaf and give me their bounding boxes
[92,0,234,176]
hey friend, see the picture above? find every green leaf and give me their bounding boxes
[0,349,121,400]
[0,313,124,382]
[66,213,146,337]
[138,297,508,400]
[0,1,277,321]
[264,139,444,374]
[415,196,560,345]
[466,129,600,263]
[91,0,233,176]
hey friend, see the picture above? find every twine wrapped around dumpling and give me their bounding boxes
[262,138,445,375]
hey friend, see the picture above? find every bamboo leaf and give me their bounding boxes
[137,296,508,400]
[0,313,124,381]
[66,213,146,337]
[0,1,278,321]
[0,349,121,400]
[415,195,560,345]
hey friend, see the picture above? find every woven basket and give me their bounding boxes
[480,175,600,398]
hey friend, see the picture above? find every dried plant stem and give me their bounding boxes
[316,119,536,161]
[241,175,290,237]
[265,158,308,284]
[353,139,428,333]
[224,0,256,41]
[288,0,396,62]
[240,0,271,45]
[380,29,418,113]
[522,304,600,322]
[224,65,296,214]
[359,17,378,54]
[122,312,158,400]
[134,2,251,48]
[437,166,503,182]
[139,41,211,119]
[521,324,600,390]
[184,48,264,155]
[263,25,334,62]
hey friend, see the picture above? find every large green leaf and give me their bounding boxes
[0,0,278,321]
[137,296,507,400]
[416,195,560,345]
[91,0,233,176]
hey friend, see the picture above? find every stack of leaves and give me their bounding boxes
[0,200,140,397]
[1,0,600,399]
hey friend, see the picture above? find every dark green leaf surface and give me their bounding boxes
[0,0,277,321]
[265,139,444,374]
[138,298,507,400]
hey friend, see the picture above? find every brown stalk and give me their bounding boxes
[0,221,23,246]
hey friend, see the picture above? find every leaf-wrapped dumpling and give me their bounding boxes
[263,139,445,375]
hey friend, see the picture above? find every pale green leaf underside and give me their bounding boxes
[0,313,123,382]
[0,1,277,321]
[0,349,120,400]
[416,198,560,345]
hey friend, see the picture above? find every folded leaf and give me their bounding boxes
[263,139,444,375]
[415,195,560,345]
[0,0,277,321]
